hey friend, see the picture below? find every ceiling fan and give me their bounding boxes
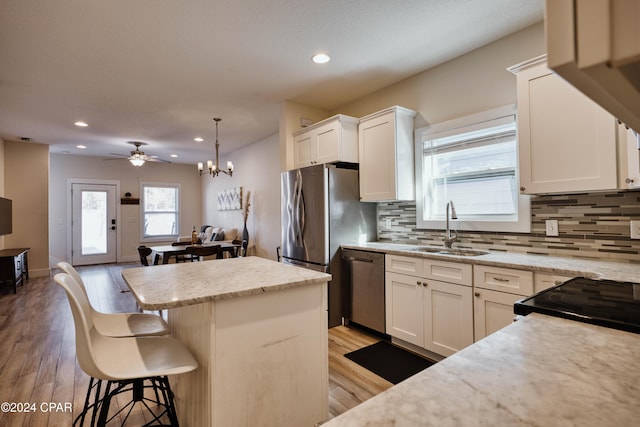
[106,141,171,167]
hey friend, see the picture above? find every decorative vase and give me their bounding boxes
[242,223,249,246]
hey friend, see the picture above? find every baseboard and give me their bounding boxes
[28,268,51,278]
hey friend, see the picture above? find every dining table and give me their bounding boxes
[149,241,241,264]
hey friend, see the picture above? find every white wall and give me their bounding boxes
[202,133,280,260]
[331,22,545,126]
[49,154,202,266]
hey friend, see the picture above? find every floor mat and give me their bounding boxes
[344,341,435,385]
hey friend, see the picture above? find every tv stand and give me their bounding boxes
[0,248,29,293]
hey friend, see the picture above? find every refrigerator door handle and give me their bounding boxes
[292,169,305,247]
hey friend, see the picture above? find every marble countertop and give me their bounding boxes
[341,242,640,282]
[323,313,640,427]
[121,256,331,310]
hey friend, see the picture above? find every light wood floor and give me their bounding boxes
[0,264,392,426]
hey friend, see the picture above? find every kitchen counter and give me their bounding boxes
[121,255,331,310]
[122,256,331,427]
[341,242,640,282]
[323,313,640,426]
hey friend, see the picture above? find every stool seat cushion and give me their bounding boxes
[90,330,198,381]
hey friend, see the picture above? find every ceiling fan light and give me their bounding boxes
[130,157,145,167]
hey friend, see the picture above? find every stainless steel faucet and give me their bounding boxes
[444,200,458,248]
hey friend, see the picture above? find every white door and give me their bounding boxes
[72,183,117,265]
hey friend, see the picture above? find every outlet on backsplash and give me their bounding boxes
[545,220,559,237]
[385,218,392,229]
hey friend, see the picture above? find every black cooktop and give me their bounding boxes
[514,277,640,334]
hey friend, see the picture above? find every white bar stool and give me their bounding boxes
[54,273,197,426]
[57,262,169,337]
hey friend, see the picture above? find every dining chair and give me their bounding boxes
[185,245,223,261]
[232,239,249,257]
[171,242,196,262]
[137,245,160,266]
[53,273,197,426]
[57,262,169,337]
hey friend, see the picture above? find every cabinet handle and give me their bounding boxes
[492,277,510,283]
[626,178,634,184]
[423,282,428,287]
[416,281,422,286]
[474,292,480,297]
[520,186,525,192]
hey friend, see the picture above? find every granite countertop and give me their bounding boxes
[121,256,331,310]
[323,313,640,427]
[341,242,640,282]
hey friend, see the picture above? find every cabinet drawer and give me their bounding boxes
[534,273,573,293]
[474,265,533,296]
[423,260,472,286]
[385,255,423,277]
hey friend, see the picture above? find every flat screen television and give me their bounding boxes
[0,197,12,235]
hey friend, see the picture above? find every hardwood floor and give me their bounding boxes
[0,264,391,426]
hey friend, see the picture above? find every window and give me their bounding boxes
[416,106,530,232]
[141,183,180,240]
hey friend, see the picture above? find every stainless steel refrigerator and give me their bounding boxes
[281,164,377,327]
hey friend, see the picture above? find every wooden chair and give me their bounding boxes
[231,239,249,257]
[137,245,159,266]
[185,245,223,261]
[171,242,195,262]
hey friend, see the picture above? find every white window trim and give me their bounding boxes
[415,105,531,233]
[140,182,181,242]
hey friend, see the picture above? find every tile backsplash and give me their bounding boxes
[377,191,640,263]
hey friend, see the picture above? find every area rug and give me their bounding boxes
[344,341,435,384]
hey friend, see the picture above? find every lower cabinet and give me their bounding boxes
[385,271,424,346]
[423,279,473,357]
[473,265,533,341]
[385,255,572,353]
[385,255,474,357]
[473,288,524,340]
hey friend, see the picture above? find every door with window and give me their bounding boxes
[72,184,117,265]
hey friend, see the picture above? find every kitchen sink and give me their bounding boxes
[409,247,489,256]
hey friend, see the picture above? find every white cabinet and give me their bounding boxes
[620,127,640,189]
[292,114,359,169]
[385,255,473,357]
[358,106,416,201]
[534,272,573,293]
[510,56,619,194]
[385,271,424,346]
[423,278,473,357]
[473,266,533,341]
[473,288,524,340]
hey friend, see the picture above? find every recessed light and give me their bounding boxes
[312,53,330,64]
[194,137,204,142]
[170,154,178,158]
[74,121,88,127]
[76,145,87,149]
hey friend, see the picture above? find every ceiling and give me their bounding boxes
[0,0,543,165]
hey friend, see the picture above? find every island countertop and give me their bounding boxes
[323,313,640,426]
[121,256,331,310]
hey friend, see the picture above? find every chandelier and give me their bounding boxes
[197,117,233,177]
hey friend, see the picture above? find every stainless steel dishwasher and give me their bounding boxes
[341,249,385,334]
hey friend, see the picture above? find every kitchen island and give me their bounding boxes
[122,256,331,427]
[324,312,640,426]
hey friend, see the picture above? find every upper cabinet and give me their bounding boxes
[292,114,359,169]
[358,106,416,202]
[510,56,619,194]
[545,0,640,133]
